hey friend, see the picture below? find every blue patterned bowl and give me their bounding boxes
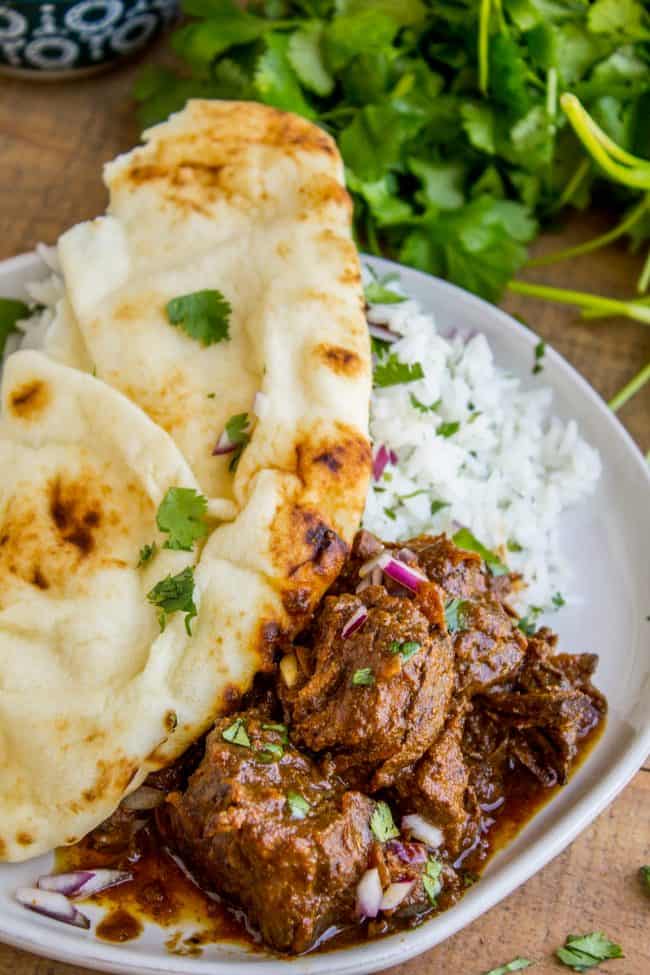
[0,0,178,78]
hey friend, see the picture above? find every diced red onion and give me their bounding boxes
[341,605,368,639]
[372,444,394,482]
[380,880,415,911]
[212,430,237,456]
[359,550,390,579]
[122,785,165,811]
[368,323,398,344]
[385,839,428,864]
[396,547,416,563]
[38,869,132,899]
[382,556,427,592]
[15,887,90,929]
[401,814,444,849]
[355,868,382,919]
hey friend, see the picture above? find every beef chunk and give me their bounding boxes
[478,631,606,786]
[405,534,515,602]
[159,711,374,954]
[280,587,454,790]
[453,596,527,694]
[397,713,473,856]
[87,805,143,855]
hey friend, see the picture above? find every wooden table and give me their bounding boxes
[1,51,648,975]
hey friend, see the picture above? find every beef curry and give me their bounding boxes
[66,531,606,955]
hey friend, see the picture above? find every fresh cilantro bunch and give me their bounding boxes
[135,0,650,303]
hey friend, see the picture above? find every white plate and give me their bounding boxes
[1,251,649,975]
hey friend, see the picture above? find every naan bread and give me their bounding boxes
[0,103,371,860]
[58,100,370,527]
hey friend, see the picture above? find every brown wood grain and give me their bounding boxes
[0,50,648,975]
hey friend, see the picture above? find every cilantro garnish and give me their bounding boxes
[507,539,523,553]
[147,566,197,635]
[422,857,443,905]
[389,640,421,662]
[410,393,441,413]
[374,354,424,388]
[257,742,284,763]
[0,297,28,357]
[222,412,251,472]
[437,420,460,438]
[430,500,450,517]
[532,340,546,375]
[287,790,310,819]
[517,606,543,636]
[262,722,289,744]
[135,0,650,316]
[482,960,533,975]
[137,542,158,567]
[453,528,509,577]
[370,800,399,842]
[552,591,566,609]
[555,932,623,971]
[383,506,396,521]
[156,487,208,552]
[222,718,251,749]
[351,667,375,687]
[166,289,231,347]
[444,598,470,634]
[364,280,406,305]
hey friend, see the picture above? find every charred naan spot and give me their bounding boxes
[82,757,137,805]
[31,567,49,590]
[317,344,362,377]
[300,178,351,214]
[9,379,50,419]
[65,837,78,845]
[164,710,178,733]
[0,838,5,858]
[16,831,33,846]
[49,477,102,556]
[313,449,342,473]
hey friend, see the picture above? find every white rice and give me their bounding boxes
[3,252,601,613]
[362,268,601,612]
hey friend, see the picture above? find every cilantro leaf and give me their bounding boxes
[555,932,624,971]
[430,499,450,516]
[351,667,375,686]
[587,0,649,41]
[365,280,406,304]
[389,640,421,661]
[370,800,399,841]
[410,393,441,413]
[552,591,566,608]
[533,339,546,374]
[0,297,29,358]
[166,290,231,346]
[410,158,466,211]
[147,566,197,635]
[482,960,533,975]
[222,717,251,748]
[374,354,424,387]
[422,857,443,905]
[137,542,158,567]
[453,527,509,576]
[438,420,460,438]
[287,790,310,819]
[444,597,470,634]
[255,33,316,117]
[156,487,209,552]
[517,605,543,635]
[222,412,251,472]
[287,24,334,96]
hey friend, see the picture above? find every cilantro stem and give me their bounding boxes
[561,94,650,191]
[546,67,557,119]
[527,194,650,269]
[478,0,491,94]
[638,247,650,294]
[507,279,650,325]
[608,361,650,412]
[555,158,591,211]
